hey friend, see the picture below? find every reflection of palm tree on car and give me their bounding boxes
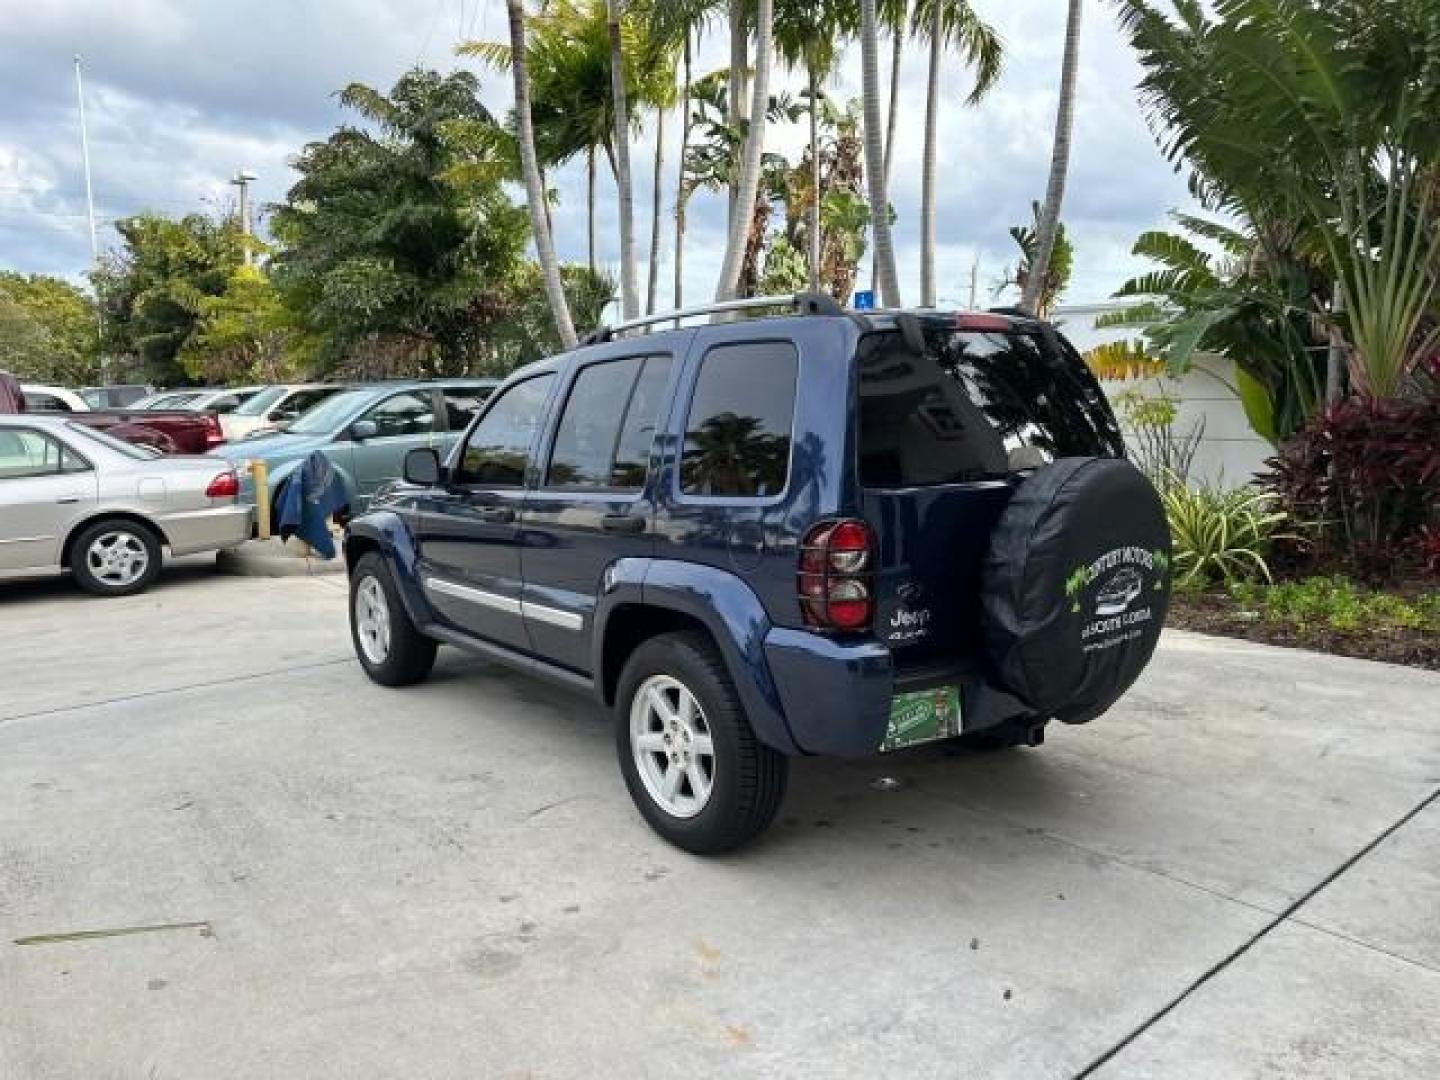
[683,412,789,496]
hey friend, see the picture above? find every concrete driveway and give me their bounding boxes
[2,563,1437,1079]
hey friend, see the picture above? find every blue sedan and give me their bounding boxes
[214,380,496,514]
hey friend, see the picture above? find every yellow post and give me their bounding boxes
[252,460,271,540]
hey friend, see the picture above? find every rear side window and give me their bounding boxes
[24,393,70,412]
[459,374,555,487]
[857,327,1122,487]
[0,429,84,477]
[680,342,798,498]
[547,355,671,490]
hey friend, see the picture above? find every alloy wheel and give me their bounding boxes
[629,674,716,819]
[354,575,392,664]
[86,530,150,588]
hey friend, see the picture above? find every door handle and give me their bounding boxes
[478,507,516,524]
[56,497,81,505]
[601,513,646,534]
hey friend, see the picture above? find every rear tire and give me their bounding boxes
[615,632,787,854]
[350,552,437,687]
[70,519,162,597]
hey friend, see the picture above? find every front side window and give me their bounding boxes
[361,390,437,438]
[442,386,493,430]
[234,387,288,416]
[459,375,555,487]
[546,356,671,491]
[274,387,338,422]
[857,327,1123,487]
[680,342,797,498]
[0,429,83,479]
[287,389,371,434]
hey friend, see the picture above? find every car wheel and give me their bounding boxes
[350,552,437,687]
[615,632,788,855]
[70,519,162,597]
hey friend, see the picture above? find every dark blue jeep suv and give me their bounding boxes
[344,295,1172,853]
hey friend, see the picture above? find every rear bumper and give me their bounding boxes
[763,628,1035,756]
[157,504,254,555]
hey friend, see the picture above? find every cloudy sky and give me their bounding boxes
[0,0,1200,312]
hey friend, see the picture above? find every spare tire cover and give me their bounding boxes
[981,457,1171,724]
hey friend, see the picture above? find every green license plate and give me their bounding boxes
[881,686,962,752]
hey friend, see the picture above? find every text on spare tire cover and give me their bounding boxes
[1065,545,1170,653]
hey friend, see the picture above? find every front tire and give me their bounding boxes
[70,519,162,597]
[350,552,437,687]
[615,632,787,854]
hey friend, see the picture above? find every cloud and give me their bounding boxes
[0,0,1199,310]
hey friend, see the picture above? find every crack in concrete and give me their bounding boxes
[1070,783,1440,1079]
[0,657,355,727]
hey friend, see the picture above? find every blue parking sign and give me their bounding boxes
[853,290,875,311]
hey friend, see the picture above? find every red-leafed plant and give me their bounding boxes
[1418,526,1440,577]
[1263,397,1440,580]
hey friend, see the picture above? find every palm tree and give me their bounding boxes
[727,0,750,230]
[1023,0,1083,317]
[859,0,901,307]
[505,0,576,348]
[632,0,724,308]
[880,3,905,189]
[461,2,671,286]
[715,0,775,301]
[675,31,694,307]
[607,0,640,318]
[774,0,857,293]
[916,0,1002,307]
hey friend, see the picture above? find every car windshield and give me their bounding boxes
[286,389,373,433]
[232,387,289,416]
[66,422,160,460]
[80,389,105,408]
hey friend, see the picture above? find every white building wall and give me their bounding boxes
[1055,302,1273,487]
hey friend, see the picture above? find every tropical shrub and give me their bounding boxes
[1112,388,1203,490]
[1230,576,1440,636]
[1263,396,1440,578]
[1162,479,1288,587]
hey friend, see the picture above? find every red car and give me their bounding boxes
[2,375,223,454]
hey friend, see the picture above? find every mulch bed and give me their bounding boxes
[1167,591,1440,672]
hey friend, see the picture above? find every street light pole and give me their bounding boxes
[74,54,105,384]
[231,170,257,266]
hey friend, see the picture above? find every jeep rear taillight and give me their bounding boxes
[799,519,874,631]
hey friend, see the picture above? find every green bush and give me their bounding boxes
[1230,576,1440,635]
[1162,480,1288,587]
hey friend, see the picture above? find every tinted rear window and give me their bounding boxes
[857,327,1121,487]
[681,342,797,498]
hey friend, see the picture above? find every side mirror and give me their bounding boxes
[350,419,379,441]
[403,447,443,486]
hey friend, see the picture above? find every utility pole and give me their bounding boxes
[231,170,257,266]
[968,255,980,310]
[74,54,105,384]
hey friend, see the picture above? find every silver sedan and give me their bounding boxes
[0,415,253,596]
